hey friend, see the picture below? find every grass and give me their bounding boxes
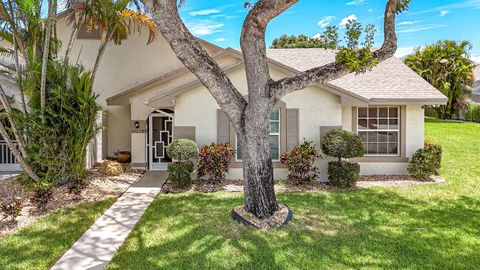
[0,199,115,270]
[105,118,479,269]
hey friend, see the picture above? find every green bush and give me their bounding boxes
[168,162,195,188]
[465,104,480,122]
[280,140,321,185]
[321,129,365,186]
[327,161,360,187]
[408,141,442,180]
[197,144,235,182]
[321,129,365,160]
[167,139,199,162]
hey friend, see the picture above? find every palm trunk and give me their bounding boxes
[0,121,39,182]
[90,33,111,91]
[65,16,84,63]
[0,85,27,157]
[39,0,55,113]
[240,106,279,219]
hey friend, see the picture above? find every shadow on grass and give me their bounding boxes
[107,190,480,270]
[0,199,114,270]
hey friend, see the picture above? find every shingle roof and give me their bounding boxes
[266,48,447,103]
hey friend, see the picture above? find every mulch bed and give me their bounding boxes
[161,175,445,195]
[232,204,292,229]
[0,166,144,237]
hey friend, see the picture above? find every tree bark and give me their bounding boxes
[240,104,278,218]
[65,16,84,64]
[89,32,110,92]
[0,84,27,157]
[40,0,55,113]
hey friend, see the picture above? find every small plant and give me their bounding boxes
[167,139,199,162]
[1,198,22,224]
[99,160,123,176]
[30,182,53,210]
[408,140,442,180]
[280,140,321,185]
[166,139,198,188]
[321,129,365,187]
[197,143,235,182]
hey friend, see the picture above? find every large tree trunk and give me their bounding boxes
[240,104,279,219]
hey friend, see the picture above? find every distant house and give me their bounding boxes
[0,16,448,179]
[472,66,480,103]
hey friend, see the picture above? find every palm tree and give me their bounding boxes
[83,0,157,89]
[40,0,56,113]
[404,40,475,119]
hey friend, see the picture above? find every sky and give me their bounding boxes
[178,0,480,63]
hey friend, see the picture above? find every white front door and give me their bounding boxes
[148,111,174,171]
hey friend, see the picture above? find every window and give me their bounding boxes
[236,108,281,161]
[357,106,399,156]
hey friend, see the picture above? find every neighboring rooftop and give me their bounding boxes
[266,48,447,103]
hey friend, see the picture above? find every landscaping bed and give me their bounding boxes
[0,165,143,237]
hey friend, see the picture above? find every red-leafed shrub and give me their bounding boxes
[280,140,321,185]
[1,198,22,224]
[197,144,235,182]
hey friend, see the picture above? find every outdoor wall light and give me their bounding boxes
[134,121,140,129]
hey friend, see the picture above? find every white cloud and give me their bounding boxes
[368,8,373,13]
[189,9,221,16]
[187,20,224,36]
[397,24,447,34]
[472,56,480,64]
[440,10,449,16]
[346,0,366,6]
[340,14,358,26]
[215,38,226,42]
[398,20,421,25]
[312,33,322,39]
[317,16,335,28]
[395,46,416,58]
[409,0,480,15]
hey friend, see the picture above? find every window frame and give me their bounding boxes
[235,108,281,162]
[356,106,401,157]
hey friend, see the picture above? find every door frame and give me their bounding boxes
[147,110,174,171]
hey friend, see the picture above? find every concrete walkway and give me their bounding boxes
[51,171,167,270]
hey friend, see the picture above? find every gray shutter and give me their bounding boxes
[217,110,230,144]
[286,109,299,150]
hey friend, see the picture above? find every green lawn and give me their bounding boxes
[107,118,480,270]
[0,199,115,270]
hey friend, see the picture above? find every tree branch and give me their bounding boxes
[140,0,247,128]
[240,0,298,98]
[270,0,399,99]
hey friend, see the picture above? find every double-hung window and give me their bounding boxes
[357,106,400,156]
[236,108,281,161]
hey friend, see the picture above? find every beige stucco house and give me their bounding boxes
[0,17,448,180]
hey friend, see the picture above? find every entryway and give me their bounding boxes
[148,110,174,171]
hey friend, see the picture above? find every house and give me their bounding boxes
[0,17,448,180]
[472,66,480,103]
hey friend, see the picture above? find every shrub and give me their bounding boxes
[328,161,360,187]
[280,140,321,184]
[321,129,365,187]
[197,143,235,182]
[1,198,22,224]
[408,141,442,180]
[168,161,195,188]
[321,129,365,160]
[167,139,199,162]
[99,160,124,176]
[465,104,480,122]
[30,182,53,210]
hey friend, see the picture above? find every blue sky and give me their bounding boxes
[178,0,480,62]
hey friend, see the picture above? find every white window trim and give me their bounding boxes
[357,106,400,157]
[235,108,281,162]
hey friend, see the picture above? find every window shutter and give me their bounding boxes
[286,109,299,151]
[217,110,230,144]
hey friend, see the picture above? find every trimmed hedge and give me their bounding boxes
[166,139,199,162]
[328,161,360,187]
[321,129,365,160]
[168,162,195,188]
[408,140,442,180]
[465,104,480,123]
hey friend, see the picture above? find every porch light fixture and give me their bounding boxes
[134,121,140,129]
